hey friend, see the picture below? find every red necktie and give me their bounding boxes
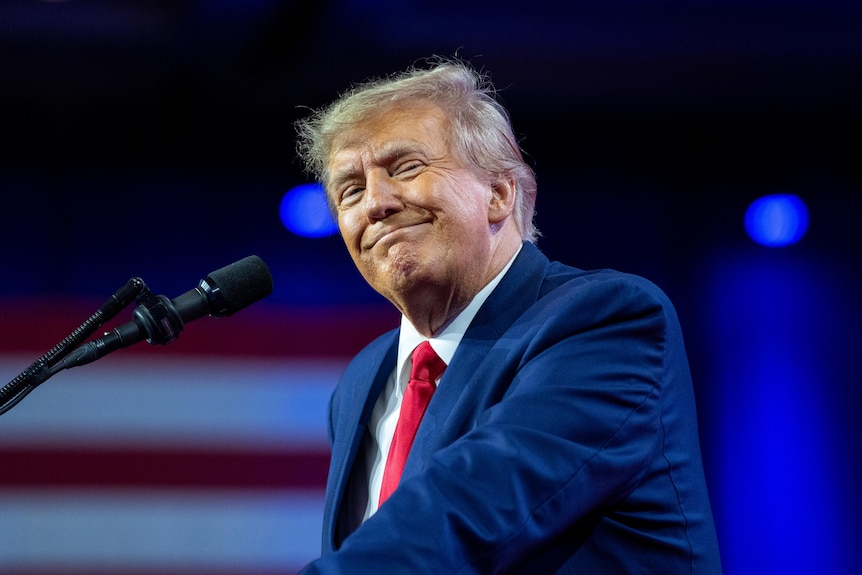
[378,341,446,505]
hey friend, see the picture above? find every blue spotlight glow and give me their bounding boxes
[280,183,339,238]
[701,253,853,573]
[745,194,809,247]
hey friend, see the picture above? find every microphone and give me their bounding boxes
[57,255,273,370]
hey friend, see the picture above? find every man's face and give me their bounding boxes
[326,101,501,317]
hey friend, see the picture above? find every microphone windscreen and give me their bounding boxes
[206,255,274,316]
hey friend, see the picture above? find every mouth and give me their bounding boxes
[363,221,427,250]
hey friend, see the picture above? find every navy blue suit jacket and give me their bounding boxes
[301,243,722,573]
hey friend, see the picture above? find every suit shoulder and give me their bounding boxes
[533,262,682,333]
[543,261,673,305]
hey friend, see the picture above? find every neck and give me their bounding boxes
[399,234,522,337]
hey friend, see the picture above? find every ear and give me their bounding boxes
[488,176,517,224]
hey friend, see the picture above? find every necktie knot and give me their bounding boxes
[409,340,447,384]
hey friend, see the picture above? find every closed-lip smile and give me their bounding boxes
[364,221,427,250]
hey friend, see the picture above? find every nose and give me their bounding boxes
[363,168,403,221]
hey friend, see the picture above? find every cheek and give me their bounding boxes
[447,191,491,230]
[336,220,364,262]
[336,212,358,240]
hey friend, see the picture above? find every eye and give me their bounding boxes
[338,185,364,207]
[393,159,424,177]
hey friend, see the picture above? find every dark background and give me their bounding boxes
[1,1,860,573]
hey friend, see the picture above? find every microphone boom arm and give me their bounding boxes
[0,277,147,415]
[0,255,273,416]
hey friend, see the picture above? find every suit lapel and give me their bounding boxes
[404,243,550,475]
[326,332,398,548]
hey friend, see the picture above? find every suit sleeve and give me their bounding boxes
[301,276,671,574]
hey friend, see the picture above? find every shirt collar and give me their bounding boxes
[396,245,522,384]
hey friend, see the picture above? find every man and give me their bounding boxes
[294,57,722,573]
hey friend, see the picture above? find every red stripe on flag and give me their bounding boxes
[0,568,308,575]
[0,298,398,358]
[0,447,330,489]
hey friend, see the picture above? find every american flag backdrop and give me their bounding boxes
[0,297,397,575]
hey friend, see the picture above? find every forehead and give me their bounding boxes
[327,101,452,171]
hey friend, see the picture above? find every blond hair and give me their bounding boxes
[295,57,539,243]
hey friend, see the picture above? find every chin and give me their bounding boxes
[382,255,443,295]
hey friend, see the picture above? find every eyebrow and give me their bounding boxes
[328,139,428,190]
[327,163,360,195]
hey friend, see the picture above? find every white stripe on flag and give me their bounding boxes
[0,354,342,449]
[0,488,323,573]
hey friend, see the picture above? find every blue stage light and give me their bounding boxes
[280,183,339,238]
[744,194,809,247]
